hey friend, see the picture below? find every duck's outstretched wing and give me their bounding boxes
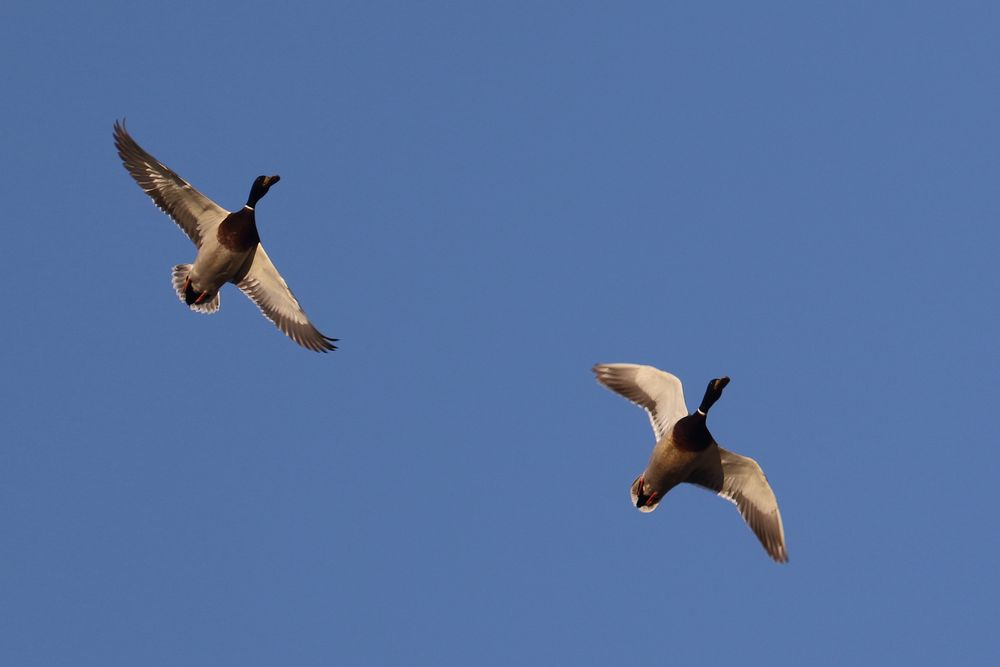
[689,447,788,563]
[114,120,229,246]
[592,363,688,440]
[237,245,337,352]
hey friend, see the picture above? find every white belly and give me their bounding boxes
[189,242,252,294]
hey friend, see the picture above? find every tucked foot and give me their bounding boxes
[182,278,203,306]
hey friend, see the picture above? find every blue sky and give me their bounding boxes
[2,1,998,664]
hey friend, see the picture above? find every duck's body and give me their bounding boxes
[178,205,263,311]
[639,416,708,495]
[113,121,337,351]
[593,363,788,563]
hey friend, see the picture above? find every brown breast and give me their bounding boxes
[216,208,261,252]
[671,414,714,452]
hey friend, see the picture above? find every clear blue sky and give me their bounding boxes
[2,1,998,664]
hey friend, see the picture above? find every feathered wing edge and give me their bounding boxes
[592,363,688,440]
[689,447,789,563]
[113,119,229,246]
[236,245,337,352]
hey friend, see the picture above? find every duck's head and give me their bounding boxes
[697,376,730,414]
[247,174,281,207]
[630,474,661,513]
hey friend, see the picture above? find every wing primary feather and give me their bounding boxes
[592,363,688,439]
[236,245,337,352]
[113,119,229,246]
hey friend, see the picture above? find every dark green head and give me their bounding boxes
[247,174,280,207]
[697,376,730,414]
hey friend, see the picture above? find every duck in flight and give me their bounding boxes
[593,363,788,562]
[113,120,337,352]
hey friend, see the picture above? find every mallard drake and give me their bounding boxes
[593,363,788,562]
[113,120,337,352]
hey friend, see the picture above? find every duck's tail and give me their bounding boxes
[171,264,220,314]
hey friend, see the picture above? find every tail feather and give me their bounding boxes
[171,264,220,314]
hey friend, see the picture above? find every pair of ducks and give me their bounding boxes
[114,121,787,563]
